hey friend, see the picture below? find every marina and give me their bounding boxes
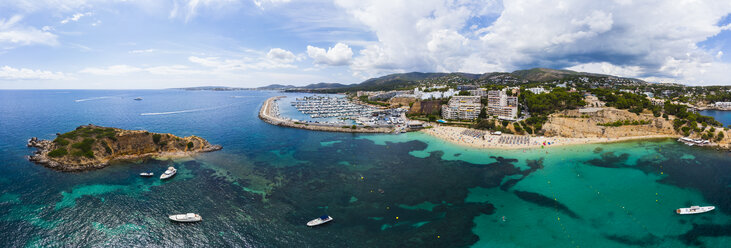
[291,96,376,119]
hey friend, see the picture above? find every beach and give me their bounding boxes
[421,125,679,150]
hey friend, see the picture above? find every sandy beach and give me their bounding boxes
[421,125,678,150]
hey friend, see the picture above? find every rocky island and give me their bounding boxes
[27,124,222,171]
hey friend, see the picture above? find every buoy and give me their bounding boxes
[437,235,440,239]
[557,217,561,221]
[660,172,663,175]
[396,216,399,220]
[386,206,390,210]
[361,176,365,179]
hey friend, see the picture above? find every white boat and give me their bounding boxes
[169,213,202,223]
[160,167,177,180]
[140,172,154,177]
[307,215,333,227]
[676,206,715,215]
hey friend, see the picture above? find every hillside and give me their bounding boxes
[282,67,649,93]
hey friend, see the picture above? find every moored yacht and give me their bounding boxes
[676,206,715,215]
[169,213,202,222]
[307,215,333,227]
[160,167,177,180]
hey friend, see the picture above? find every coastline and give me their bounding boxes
[420,125,680,150]
[259,96,395,133]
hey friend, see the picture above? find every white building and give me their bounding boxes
[527,87,547,95]
[487,90,518,120]
[441,96,482,120]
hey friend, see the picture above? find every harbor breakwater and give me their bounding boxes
[259,96,394,133]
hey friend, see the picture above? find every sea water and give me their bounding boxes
[0,90,729,247]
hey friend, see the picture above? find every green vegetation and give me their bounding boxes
[152,134,162,144]
[70,138,96,158]
[48,148,68,158]
[597,120,651,127]
[53,137,70,146]
[521,88,586,116]
[358,96,390,107]
[187,142,194,149]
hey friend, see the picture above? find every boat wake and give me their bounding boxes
[140,104,232,116]
[74,96,113,102]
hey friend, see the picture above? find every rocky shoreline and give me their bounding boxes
[259,96,395,133]
[27,125,222,171]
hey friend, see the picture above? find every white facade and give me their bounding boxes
[527,87,547,95]
[441,96,482,120]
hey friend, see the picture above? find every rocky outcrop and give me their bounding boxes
[27,124,222,171]
[542,107,731,149]
[543,108,677,138]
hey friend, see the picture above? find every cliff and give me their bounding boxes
[27,124,222,171]
[543,107,731,149]
[543,108,677,138]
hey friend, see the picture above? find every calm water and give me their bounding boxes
[0,90,729,247]
[699,110,731,127]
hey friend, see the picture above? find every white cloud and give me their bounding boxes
[0,65,67,80]
[80,65,143,75]
[253,0,291,9]
[566,62,643,78]
[333,0,731,84]
[189,48,299,70]
[0,15,58,48]
[129,49,157,54]
[266,48,296,63]
[60,12,91,24]
[307,43,353,66]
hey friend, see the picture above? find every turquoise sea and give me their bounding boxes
[0,90,729,247]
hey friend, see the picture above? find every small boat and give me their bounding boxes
[676,206,715,215]
[140,172,154,177]
[134,97,143,101]
[307,215,333,227]
[160,167,177,180]
[169,213,202,223]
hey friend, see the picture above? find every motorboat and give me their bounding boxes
[134,97,143,101]
[160,167,177,180]
[140,172,154,177]
[307,215,333,227]
[676,206,715,215]
[169,213,202,223]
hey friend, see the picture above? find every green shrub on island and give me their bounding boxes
[187,142,194,149]
[152,134,162,144]
[71,138,95,152]
[48,148,68,157]
[53,137,70,146]
[342,126,350,128]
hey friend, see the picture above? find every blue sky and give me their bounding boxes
[1,0,731,89]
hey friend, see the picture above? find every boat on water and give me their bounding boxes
[307,215,333,227]
[160,167,177,180]
[169,213,202,223]
[140,172,154,177]
[676,206,715,215]
[134,97,143,101]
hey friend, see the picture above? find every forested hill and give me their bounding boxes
[282,68,646,93]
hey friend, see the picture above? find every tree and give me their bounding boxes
[478,106,487,119]
[458,90,471,96]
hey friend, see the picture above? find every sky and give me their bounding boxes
[1,0,731,89]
